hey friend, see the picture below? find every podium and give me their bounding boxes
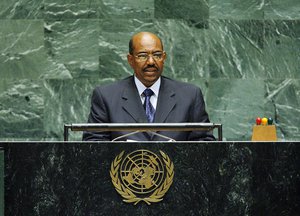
[0,148,3,216]
[0,140,299,215]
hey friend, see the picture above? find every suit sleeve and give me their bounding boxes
[188,87,216,141]
[82,87,111,141]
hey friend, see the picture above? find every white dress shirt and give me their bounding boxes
[134,76,161,110]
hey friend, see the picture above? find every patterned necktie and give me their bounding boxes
[143,89,155,123]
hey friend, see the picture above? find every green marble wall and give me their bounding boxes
[0,0,299,141]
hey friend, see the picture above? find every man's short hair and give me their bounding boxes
[129,38,134,55]
[128,35,164,54]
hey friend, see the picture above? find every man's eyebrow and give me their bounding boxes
[137,51,147,54]
[137,50,163,54]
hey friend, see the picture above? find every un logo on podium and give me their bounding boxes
[110,149,174,205]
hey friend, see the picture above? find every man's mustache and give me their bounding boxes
[143,66,159,71]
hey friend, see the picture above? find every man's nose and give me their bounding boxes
[146,55,155,64]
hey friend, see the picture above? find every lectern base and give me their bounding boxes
[0,141,299,215]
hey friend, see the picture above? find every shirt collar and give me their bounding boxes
[134,76,161,96]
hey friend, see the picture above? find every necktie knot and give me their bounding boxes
[143,88,154,97]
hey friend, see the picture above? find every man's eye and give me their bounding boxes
[138,55,147,59]
[153,54,162,58]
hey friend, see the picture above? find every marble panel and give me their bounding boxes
[0,150,3,216]
[208,19,265,78]
[264,20,300,79]
[43,0,105,19]
[44,19,99,79]
[1,142,299,215]
[155,0,209,20]
[0,0,44,19]
[0,79,44,139]
[0,20,47,81]
[43,78,114,140]
[98,19,148,79]
[210,0,264,19]
[206,79,266,141]
[102,0,154,18]
[0,0,299,142]
[249,142,300,215]
[157,20,209,81]
[0,0,154,19]
[265,79,300,141]
[265,0,300,20]
[43,0,155,20]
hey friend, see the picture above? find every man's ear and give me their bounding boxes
[162,51,167,63]
[127,54,134,68]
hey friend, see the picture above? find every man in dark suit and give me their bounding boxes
[83,32,215,141]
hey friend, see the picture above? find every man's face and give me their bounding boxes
[127,33,166,87]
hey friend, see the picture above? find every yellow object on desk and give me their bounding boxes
[251,125,277,141]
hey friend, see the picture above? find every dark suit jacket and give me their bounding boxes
[82,76,215,141]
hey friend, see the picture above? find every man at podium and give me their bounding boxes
[83,32,215,141]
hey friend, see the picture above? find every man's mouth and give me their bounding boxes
[144,67,158,72]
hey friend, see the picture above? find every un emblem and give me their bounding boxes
[110,149,174,205]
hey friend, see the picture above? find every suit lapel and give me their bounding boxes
[121,77,151,140]
[154,77,176,123]
[120,76,176,140]
[121,76,148,123]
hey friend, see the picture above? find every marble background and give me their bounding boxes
[0,0,299,141]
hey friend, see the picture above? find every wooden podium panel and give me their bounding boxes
[0,141,299,215]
